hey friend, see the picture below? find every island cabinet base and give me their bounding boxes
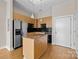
[23,35,47,59]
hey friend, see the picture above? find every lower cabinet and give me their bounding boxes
[23,35,47,59]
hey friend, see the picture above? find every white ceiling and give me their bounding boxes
[14,0,68,18]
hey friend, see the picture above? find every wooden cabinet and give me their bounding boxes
[34,16,52,28]
[37,16,52,28]
[23,33,47,59]
[34,35,47,59]
[14,13,52,28]
[14,13,35,25]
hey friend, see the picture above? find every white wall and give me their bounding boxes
[14,1,32,17]
[14,7,32,17]
[22,21,28,37]
[52,0,78,52]
[5,0,13,51]
[73,11,78,53]
[0,2,6,49]
[52,0,77,17]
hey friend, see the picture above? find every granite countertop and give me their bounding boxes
[26,32,47,39]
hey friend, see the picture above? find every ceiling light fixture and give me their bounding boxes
[31,13,34,18]
[30,0,35,19]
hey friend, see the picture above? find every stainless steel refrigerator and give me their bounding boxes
[13,20,27,49]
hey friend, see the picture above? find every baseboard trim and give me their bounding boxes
[52,44,76,50]
[6,46,13,51]
[0,46,6,49]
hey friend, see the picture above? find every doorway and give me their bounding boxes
[53,16,74,48]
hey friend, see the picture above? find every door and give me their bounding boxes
[54,16,71,48]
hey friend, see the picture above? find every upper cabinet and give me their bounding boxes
[37,16,52,28]
[13,13,52,28]
[13,13,35,25]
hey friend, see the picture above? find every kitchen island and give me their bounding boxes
[23,32,48,59]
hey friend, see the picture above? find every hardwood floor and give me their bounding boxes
[0,44,77,59]
[40,44,77,59]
